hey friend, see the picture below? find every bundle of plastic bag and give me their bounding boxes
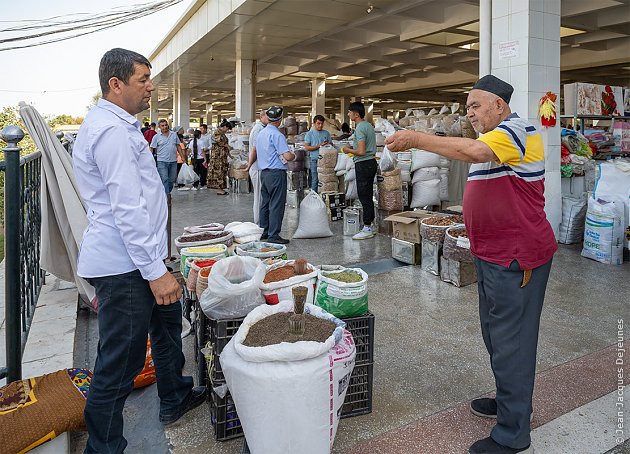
[225,221,264,244]
[176,163,200,185]
[379,146,397,172]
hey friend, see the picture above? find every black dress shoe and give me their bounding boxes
[159,386,207,426]
[267,237,289,245]
[469,437,532,453]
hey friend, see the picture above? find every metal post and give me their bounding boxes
[1,125,24,383]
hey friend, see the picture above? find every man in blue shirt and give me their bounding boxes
[150,119,186,193]
[73,48,204,453]
[255,106,295,244]
[304,114,331,192]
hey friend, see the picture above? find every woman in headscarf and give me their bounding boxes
[207,119,232,195]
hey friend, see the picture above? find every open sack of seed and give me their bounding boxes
[220,300,356,454]
[199,255,266,319]
[258,259,319,305]
[315,266,368,318]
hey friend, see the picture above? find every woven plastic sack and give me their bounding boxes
[558,196,588,244]
[412,166,439,182]
[180,244,228,276]
[293,192,334,239]
[315,266,368,317]
[235,241,288,261]
[420,215,463,243]
[439,169,449,201]
[378,167,402,192]
[225,221,264,244]
[410,178,440,208]
[581,196,625,265]
[411,149,441,172]
[318,168,339,184]
[378,188,403,211]
[318,181,339,193]
[317,145,338,168]
[175,230,233,253]
[258,260,319,305]
[183,223,224,234]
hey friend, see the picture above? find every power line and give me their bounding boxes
[0,0,183,52]
[0,86,99,94]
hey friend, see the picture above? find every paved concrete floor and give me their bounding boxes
[72,188,629,453]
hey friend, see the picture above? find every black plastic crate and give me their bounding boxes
[343,312,374,365]
[209,388,243,441]
[203,316,245,384]
[341,363,373,418]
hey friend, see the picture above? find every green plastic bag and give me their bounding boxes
[315,266,368,318]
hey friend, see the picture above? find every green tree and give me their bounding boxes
[87,91,102,111]
[47,114,84,128]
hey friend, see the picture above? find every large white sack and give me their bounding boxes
[581,196,625,265]
[334,153,349,172]
[412,166,439,183]
[410,149,441,172]
[345,157,355,172]
[293,192,334,239]
[346,180,358,199]
[593,160,630,248]
[344,168,356,182]
[258,259,319,305]
[200,255,266,319]
[220,301,356,454]
[439,172,449,201]
[411,178,441,208]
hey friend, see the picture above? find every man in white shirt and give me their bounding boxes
[245,109,268,223]
[73,48,205,453]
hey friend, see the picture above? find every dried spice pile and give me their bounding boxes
[322,270,363,283]
[422,215,463,227]
[243,313,336,347]
[447,228,468,239]
[258,247,278,253]
[263,265,296,283]
[179,230,230,243]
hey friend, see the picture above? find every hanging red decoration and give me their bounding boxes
[538,91,557,127]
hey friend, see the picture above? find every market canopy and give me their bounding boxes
[147,0,630,116]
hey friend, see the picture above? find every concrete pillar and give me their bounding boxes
[172,90,179,128]
[311,78,326,118]
[491,0,561,236]
[381,109,389,120]
[366,102,374,123]
[176,87,190,130]
[340,97,351,125]
[150,91,159,124]
[236,59,256,123]
[205,103,213,126]
[479,0,492,77]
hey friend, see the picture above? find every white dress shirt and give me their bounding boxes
[73,98,168,281]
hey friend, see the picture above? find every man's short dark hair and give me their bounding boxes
[150,122,156,127]
[313,114,325,123]
[200,123,208,129]
[348,102,365,119]
[158,119,168,126]
[341,122,350,133]
[144,122,149,127]
[99,48,151,96]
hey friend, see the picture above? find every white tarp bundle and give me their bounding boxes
[19,102,95,305]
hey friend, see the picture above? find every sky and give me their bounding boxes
[0,0,194,118]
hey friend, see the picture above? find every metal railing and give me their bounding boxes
[0,126,44,382]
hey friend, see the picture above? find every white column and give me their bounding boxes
[172,90,179,128]
[236,59,256,123]
[311,78,326,118]
[177,87,190,130]
[491,0,561,236]
[479,0,492,77]
[366,102,375,123]
[205,103,213,126]
[340,97,350,125]
[150,91,159,124]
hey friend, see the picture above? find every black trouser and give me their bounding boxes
[474,258,553,449]
[259,168,287,240]
[355,159,377,225]
[84,270,192,453]
[193,158,207,188]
